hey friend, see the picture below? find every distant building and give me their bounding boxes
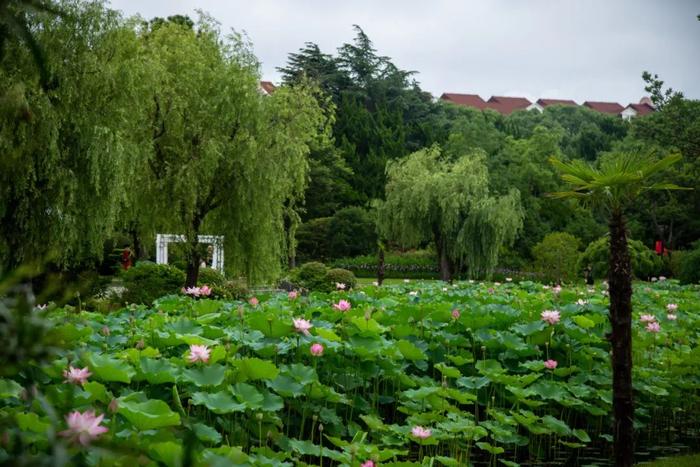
[440,91,653,120]
[583,101,625,115]
[527,98,578,112]
[259,81,276,95]
[621,101,655,121]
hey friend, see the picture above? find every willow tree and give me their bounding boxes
[378,146,523,280]
[142,18,330,287]
[0,2,152,271]
[549,152,685,467]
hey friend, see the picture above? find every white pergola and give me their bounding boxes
[155,234,224,274]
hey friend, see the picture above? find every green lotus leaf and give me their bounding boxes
[181,364,226,387]
[117,396,181,430]
[190,390,246,414]
[85,352,135,383]
[232,358,279,382]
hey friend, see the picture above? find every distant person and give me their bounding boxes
[584,264,594,285]
[121,247,134,270]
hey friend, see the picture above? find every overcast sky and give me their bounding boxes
[108,0,700,104]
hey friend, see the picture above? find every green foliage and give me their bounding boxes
[0,1,152,269]
[532,232,581,283]
[296,217,333,262]
[328,207,377,258]
[197,268,226,287]
[120,262,185,305]
[2,280,699,465]
[210,280,249,300]
[577,237,663,280]
[379,145,523,278]
[677,244,700,284]
[325,268,357,290]
[332,250,438,279]
[292,261,329,291]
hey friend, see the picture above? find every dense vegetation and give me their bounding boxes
[1,280,698,465]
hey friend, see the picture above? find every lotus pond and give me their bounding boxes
[2,279,699,466]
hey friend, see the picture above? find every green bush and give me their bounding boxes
[197,267,226,287]
[296,217,332,262]
[332,250,438,279]
[292,261,329,291]
[577,237,663,280]
[532,232,581,283]
[328,207,377,258]
[326,268,357,290]
[121,262,185,305]
[211,279,248,300]
[677,244,700,284]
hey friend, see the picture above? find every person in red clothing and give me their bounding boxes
[121,247,133,270]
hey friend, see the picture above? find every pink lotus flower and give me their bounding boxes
[552,285,562,295]
[659,276,667,281]
[336,282,346,290]
[506,277,513,282]
[651,277,658,282]
[63,366,91,385]
[576,299,588,306]
[59,410,108,446]
[249,297,259,306]
[293,318,313,336]
[646,322,661,333]
[288,290,298,300]
[411,425,432,439]
[451,309,461,320]
[199,285,212,296]
[494,282,501,286]
[188,344,211,363]
[333,299,351,312]
[666,303,678,312]
[640,314,656,323]
[35,303,48,310]
[487,288,494,294]
[361,461,375,467]
[310,343,324,356]
[541,310,561,325]
[183,286,202,297]
[544,359,558,370]
[667,314,677,321]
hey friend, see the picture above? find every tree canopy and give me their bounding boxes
[378,146,523,280]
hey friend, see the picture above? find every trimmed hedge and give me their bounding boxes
[121,262,185,305]
[332,250,439,279]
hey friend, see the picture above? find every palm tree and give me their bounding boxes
[548,152,687,467]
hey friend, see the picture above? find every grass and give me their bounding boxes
[639,454,700,466]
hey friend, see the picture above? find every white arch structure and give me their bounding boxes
[155,234,224,274]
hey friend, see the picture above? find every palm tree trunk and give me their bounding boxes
[608,210,634,467]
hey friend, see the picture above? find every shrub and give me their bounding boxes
[328,207,377,258]
[292,261,329,291]
[577,237,663,280]
[332,250,438,279]
[677,243,700,284]
[326,268,357,290]
[121,262,185,305]
[296,217,332,262]
[197,267,226,287]
[532,232,581,283]
[211,279,249,300]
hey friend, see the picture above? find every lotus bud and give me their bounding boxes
[135,339,145,350]
[312,414,318,422]
[256,412,263,421]
[318,423,324,432]
[108,398,119,413]
[101,326,110,336]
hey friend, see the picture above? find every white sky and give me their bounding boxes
[108,0,700,104]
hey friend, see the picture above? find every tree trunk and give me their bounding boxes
[184,217,202,288]
[434,230,453,282]
[608,210,634,467]
[377,246,385,286]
